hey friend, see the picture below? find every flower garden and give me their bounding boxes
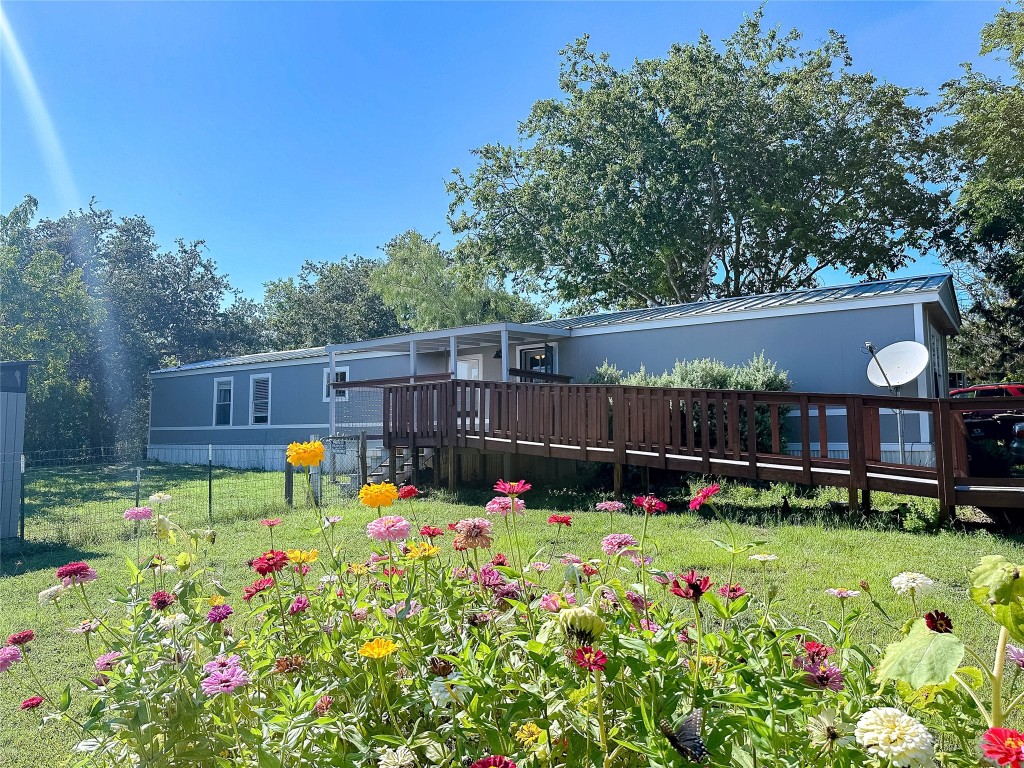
[4,442,1024,767]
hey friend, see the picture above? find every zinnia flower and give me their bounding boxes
[359,637,398,659]
[55,561,97,586]
[6,630,34,646]
[406,541,440,560]
[558,606,606,645]
[242,577,275,601]
[286,548,319,564]
[252,550,290,575]
[20,696,44,710]
[124,506,153,521]
[0,646,23,672]
[38,584,66,604]
[572,646,608,672]
[201,665,250,695]
[494,479,531,495]
[547,514,572,526]
[367,515,412,542]
[625,590,650,611]
[803,641,834,665]
[260,518,283,527]
[453,517,493,549]
[633,494,668,514]
[420,525,444,538]
[359,481,399,509]
[670,570,713,603]
[595,500,625,513]
[470,757,516,768]
[718,583,747,599]
[824,588,860,599]
[688,483,721,511]
[891,572,934,596]
[207,605,233,623]
[377,745,416,768]
[515,722,544,746]
[286,440,325,467]
[149,591,177,611]
[924,610,953,634]
[397,485,419,500]
[982,727,1024,766]
[157,613,190,631]
[94,651,123,671]
[530,561,551,572]
[804,662,844,691]
[601,533,639,557]
[148,492,172,504]
[289,595,310,614]
[1007,644,1024,669]
[855,707,934,767]
[203,654,241,674]
[485,496,526,516]
[749,553,778,562]
[540,593,562,612]
[314,695,333,716]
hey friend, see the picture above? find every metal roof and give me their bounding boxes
[153,346,327,374]
[535,274,956,330]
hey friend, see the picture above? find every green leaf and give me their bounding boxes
[875,618,965,688]
[58,683,72,713]
[970,555,1024,609]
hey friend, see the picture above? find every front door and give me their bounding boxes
[456,354,483,380]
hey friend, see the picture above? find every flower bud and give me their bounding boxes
[557,606,605,645]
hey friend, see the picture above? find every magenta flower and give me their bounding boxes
[289,595,310,615]
[601,533,639,557]
[56,561,98,587]
[494,479,531,495]
[124,507,153,521]
[670,570,713,603]
[539,593,561,612]
[560,553,583,565]
[207,605,233,624]
[20,695,44,710]
[384,599,422,619]
[632,495,668,515]
[625,590,650,611]
[366,515,412,542]
[530,562,551,572]
[201,665,250,695]
[803,662,844,691]
[203,654,242,674]
[595,500,626,513]
[689,483,722,511]
[718,583,747,599]
[0,646,23,672]
[485,496,526,516]
[94,652,123,671]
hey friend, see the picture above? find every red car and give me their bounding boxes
[951,383,1024,440]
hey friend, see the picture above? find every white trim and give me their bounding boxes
[152,423,329,432]
[151,350,403,378]
[249,373,271,425]
[567,292,944,338]
[323,366,350,403]
[913,303,931,440]
[456,354,484,381]
[212,377,233,427]
[515,341,560,375]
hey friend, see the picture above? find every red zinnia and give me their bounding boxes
[582,563,599,577]
[925,610,953,634]
[6,630,35,646]
[803,641,834,665]
[55,561,92,581]
[252,550,289,575]
[470,756,517,768]
[547,514,572,526]
[689,483,722,511]
[149,591,177,611]
[447,522,459,531]
[670,569,713,603]
[398,485,419,500]
[982,727,1024,766]
[491,553,509,567]
[632,495,668,515]
[260,518,283,527]
[572,646,608,672]
[494,479,531,496]
[420,525,444,538]
[19,696,44,711]
[242,577,275,602]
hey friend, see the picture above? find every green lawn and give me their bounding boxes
[1,476,1021,767]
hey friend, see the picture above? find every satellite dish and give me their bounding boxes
[866,341,929,389]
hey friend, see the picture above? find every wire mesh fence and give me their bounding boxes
[2,443,382,550]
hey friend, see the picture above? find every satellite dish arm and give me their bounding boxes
[864,342,895,393]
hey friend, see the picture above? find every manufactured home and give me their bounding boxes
[148,274,960,471]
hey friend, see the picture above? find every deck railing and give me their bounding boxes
[382,380,1024,512]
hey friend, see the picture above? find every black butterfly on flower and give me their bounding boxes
[659,709,709,762]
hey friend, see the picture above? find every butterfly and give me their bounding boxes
[659,709,708,762]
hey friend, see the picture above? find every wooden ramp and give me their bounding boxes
[381,380,1024,517]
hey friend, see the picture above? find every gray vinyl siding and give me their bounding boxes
[557,304,920,396]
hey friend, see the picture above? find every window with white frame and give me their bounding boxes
[323,366,350,402]
[213,378,233,426]
[250,374,271,425]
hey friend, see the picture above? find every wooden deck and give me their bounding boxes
[380,380,1024,515]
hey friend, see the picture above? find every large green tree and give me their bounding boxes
[448,12,943,311]
[262,257,403,349]
[371,230,544,331]
[940,4,1024,382]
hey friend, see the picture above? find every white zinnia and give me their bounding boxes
[157,613,190,631]
[377,745,415,768]
[855,707,934,767]
[38,584,66,604]
[428,672,470,707]
[890,572,934,596]
[149,492,172,504]
[749,554,778,562]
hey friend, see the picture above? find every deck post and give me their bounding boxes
[388,448,398,484]
[613,463,623,499]
[447,446,457,491]
[641,465,650,493]
[861,488,871,514]
[500,329,510,382]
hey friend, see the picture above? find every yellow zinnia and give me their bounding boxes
[348,562,370,576]
[359,481,399,509]
[358,637,398,660]
[287,548,319,564]
[405,541,440,560]
[515,722,544,746]
[207,594,226,607]
[286,440,325,468]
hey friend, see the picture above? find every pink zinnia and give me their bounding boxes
[625,590,650,611]
[94,651,123,671]
[718,583,747,600]
[124,506,153,521]
[20,696,44,710]
[243,577,275,601]
[547,514,572,526]
[494,479,531,496]
[289,595,310,614]
[530,562,551,572]
[207,605,233,623]
[0,646,23,672]
[260,518,283,527]
[252,550,289,575]
[595,500,625,513]
[485,496,526,516]
[366,515,412,542]
[149,591,177,611]
[572,646,608,672]
[6,630,34,646]
[803,662,844,691]
[56,561,97,587]
[601,533,639,557]
[539,593,561,612]
[560,553,583,565]
[201,665,250,695]
[471,758,516,768]
[632,495,668,515]
[203,654,242,674]
[689,483,722,511]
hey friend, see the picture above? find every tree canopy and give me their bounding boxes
[448,11,943,311]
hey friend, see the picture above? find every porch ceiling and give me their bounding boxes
[327,322,569,356]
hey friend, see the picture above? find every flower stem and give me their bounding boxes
[691,601,703,705]
[993,625,1010,728]
[595,669,610,768]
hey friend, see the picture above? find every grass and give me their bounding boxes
[1,472,1022,767]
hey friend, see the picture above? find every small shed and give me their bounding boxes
[1,360,33,540]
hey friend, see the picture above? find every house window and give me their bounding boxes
[213,378,232,426]
[519,345,556,375]
[323,366,350,403]
[250,374,271,425]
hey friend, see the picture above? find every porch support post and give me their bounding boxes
[409,339,417,379]
[449,335,457,377]
[500,329,509,382]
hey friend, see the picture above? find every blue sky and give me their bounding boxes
[0,1,1009,300]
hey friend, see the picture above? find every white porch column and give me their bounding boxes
[409,340,417,379]
[500,329,509,382]
[449,335,457,377]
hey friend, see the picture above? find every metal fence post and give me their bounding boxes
[207,444,214,526]
[358,430,368,487]
[135,467,142,508]
[284,463,294,506]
